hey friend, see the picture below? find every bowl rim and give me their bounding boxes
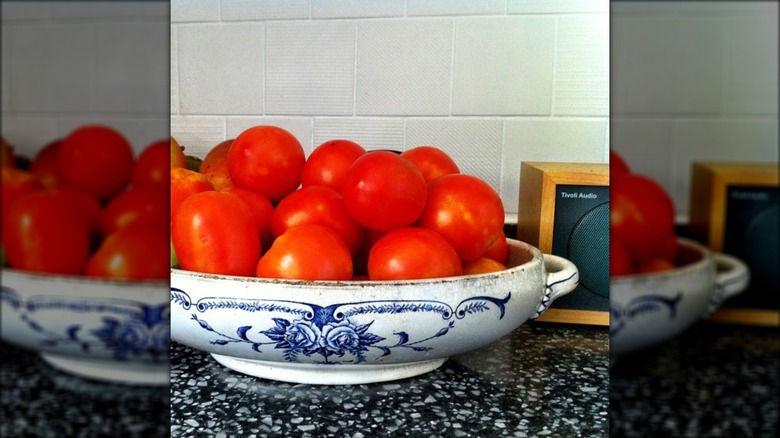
[171,238,543,287]
[610,237,713,284]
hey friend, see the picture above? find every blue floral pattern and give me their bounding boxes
[2,286,168,362]
[172,287,510,365]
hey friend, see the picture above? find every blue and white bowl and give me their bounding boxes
[610,238,750,357]
[170,238,580,385]
[1,269,169,385]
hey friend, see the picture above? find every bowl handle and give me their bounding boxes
[704,252,751,317]
[532,254,580,319]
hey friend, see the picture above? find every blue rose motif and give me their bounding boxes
[115,320,150,350]
[320,322,361,356]
[285,320,321,352]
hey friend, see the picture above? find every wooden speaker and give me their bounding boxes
[689,161,779,326]
[517,162,609,325]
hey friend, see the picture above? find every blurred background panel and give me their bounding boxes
[610,1,779,437]
[1,1,170,437]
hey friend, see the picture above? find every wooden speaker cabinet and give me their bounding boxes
[518,162,610,326]
[689,161,779,326]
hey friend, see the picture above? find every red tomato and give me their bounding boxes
[301,139,366,190]
[227,126,305,203]
[368,227,462,280]
[1,167,40,216]
[2,191,90,275]
[610,173,676,263]
[30,139,65,189]
[132,139,170,188]
[170,167,213,219]
[47,187,103,241]
[256,224,353,281]
[610,236,634,277]
[610,149,631,177]
[481,235,508,265]
[463,257,507,275]
[172,191,260,276]
[200,140,235,191]
[417,174,505,262]
[170,137,186,169]
[221,187,275,250]
[341,151,427,232]
[400,146,460,182]
[102,186,169,236]
[58,125,134,200]
[657,233,679,264]
[272,186,364,256]
[85,223,169,280]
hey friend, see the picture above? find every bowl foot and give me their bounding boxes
[40,353,169,386]
[210,353,447,385]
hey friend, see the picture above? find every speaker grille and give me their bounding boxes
[568,203,610,298]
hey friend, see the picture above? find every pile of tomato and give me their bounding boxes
[1,126,169,280]
[610,150,678,276]
[171,125,508,281]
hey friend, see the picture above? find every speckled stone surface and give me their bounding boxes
[170,322,609,437]
[610,321,779,437]
[0,341,170,437]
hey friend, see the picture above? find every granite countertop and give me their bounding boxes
[0,341,170,437]
[170,322,610,437]
[610,321,779,437]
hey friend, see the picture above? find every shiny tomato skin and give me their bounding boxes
[256,224,353,281]
[227,126,305,203]
[301,139,366,191]
[2,191,91,275]
[1,167,40,215]
[170,167,213,219]
[341,151,427,232]
[400,146,460,182]
[85,223,169,280]
[173,191,260,276]
[132,139,170,189]
[101,186,169,236]
[368,227,462,281]
[30,139,65,189]
[58,125,134,200]
[610,173,676,263]
[200,140,235,191]
[272,185,364,256]
[610,235,635,277]
[481,235,508,265]
[221,187,275,251]
[417,174,505,263]
[462,257,507,275]
[170,137,186,169]
[47,187,104,241]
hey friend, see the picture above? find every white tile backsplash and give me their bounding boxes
[407,0,505,17]
[313,118,405,152]
[723,15,779,115]
[265,21,354,116]
[0,117,57,158]
[170,115,226,157]
[178,22,265,115]
[171,0,220,23]
[508,0,608,15]
[222,0,310,21]
[452,16,556,116]
[356,19,452,116]
[312,0,405,19]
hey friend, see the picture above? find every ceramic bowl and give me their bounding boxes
[1,269,170,385]
[610,237,749,357]
[170,238,579,385]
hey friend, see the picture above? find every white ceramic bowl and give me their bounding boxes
[1,269,170,385]
[170,238,579,385]
[610,238,749,357]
